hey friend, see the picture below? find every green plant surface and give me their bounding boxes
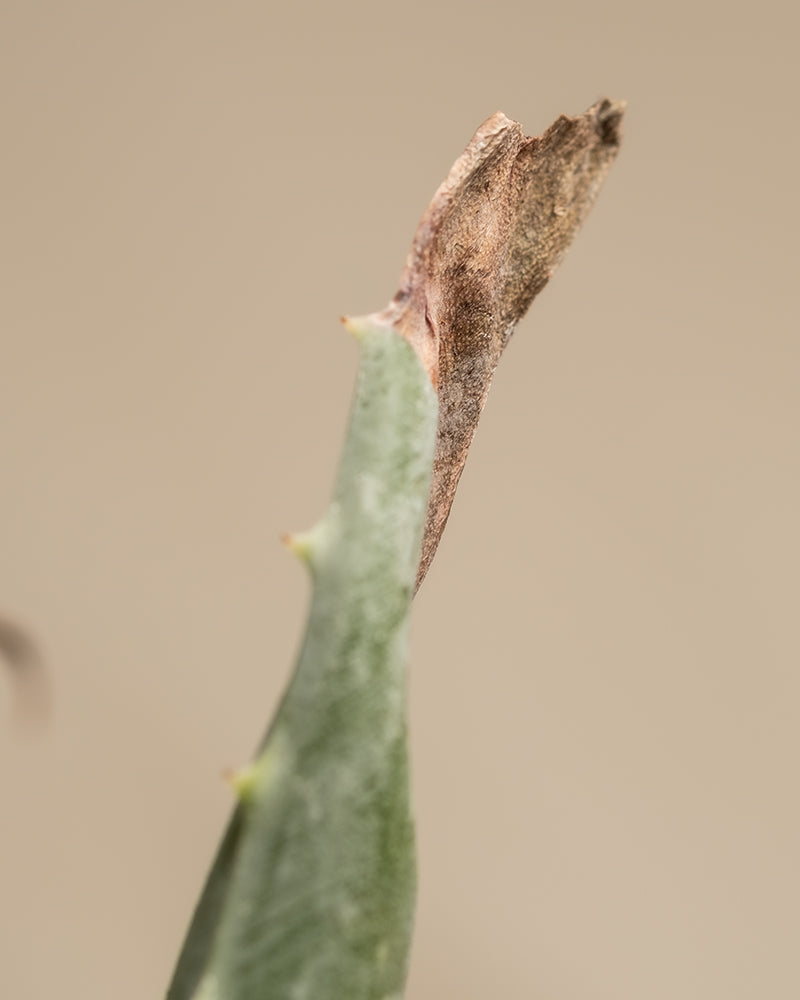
[167,316,438,1000]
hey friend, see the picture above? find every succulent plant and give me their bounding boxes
[166,99,623,1000]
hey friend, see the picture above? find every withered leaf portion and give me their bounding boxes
[371,98,624,590]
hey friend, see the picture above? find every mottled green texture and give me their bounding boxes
[167,319,438,1000]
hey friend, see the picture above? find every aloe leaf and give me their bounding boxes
[167,316,437,1000]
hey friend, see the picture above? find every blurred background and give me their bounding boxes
[2,2,798,997]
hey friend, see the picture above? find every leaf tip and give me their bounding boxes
[592,96,626,148]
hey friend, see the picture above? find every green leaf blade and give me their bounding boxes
[167,320,437,1000]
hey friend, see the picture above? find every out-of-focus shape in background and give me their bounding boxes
[0,615,49,723]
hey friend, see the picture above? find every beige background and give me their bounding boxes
[2,2,798,998]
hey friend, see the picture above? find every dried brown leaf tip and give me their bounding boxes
[373,98,624,589]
